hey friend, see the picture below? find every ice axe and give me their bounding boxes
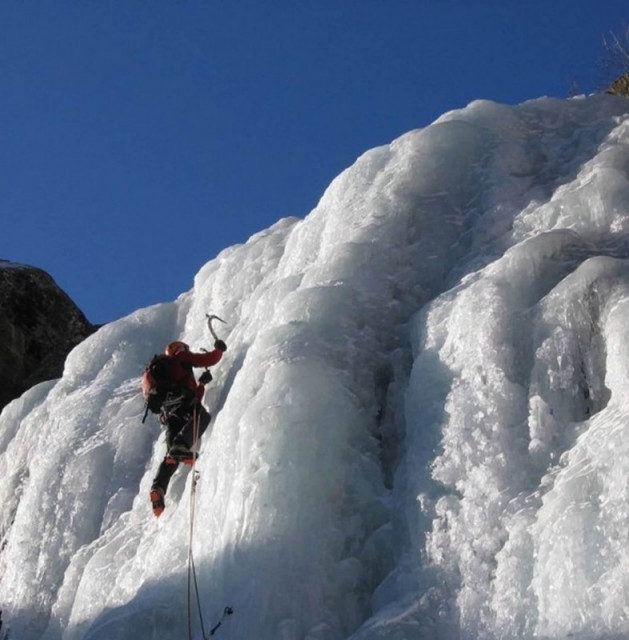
[198,314,227,384]
[206,314,226,342]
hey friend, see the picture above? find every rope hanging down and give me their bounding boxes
[187,394,234,639]
[186,405,205,639]
[185,314,233,639]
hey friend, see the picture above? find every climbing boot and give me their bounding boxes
[166,443,198,466]
[150,486,165,517]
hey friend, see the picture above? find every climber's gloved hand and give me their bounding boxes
[214,339,227,352]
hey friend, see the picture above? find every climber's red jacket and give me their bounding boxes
[171,348,223,400]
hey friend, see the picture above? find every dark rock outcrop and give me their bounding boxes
[0,260,96,412]
[607,71,629,97]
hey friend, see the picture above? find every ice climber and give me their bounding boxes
[145,338,226,517]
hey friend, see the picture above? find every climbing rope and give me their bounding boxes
[185,317,232,638]
[185,404,234,639]
[187,404,207,640]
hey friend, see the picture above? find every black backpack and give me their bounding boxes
[141,354,180,417]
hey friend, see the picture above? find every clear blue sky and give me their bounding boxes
[2,1,628,324]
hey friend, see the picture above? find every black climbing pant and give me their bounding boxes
[152,400,211,494]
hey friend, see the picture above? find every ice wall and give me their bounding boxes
[2,94,629,640]
[356,97,629,640]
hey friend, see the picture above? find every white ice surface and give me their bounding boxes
[2,95,629,639]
